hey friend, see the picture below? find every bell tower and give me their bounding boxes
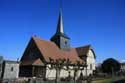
[50,9,70,50]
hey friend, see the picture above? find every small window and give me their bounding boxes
[65,41,67,44]
[90,64,92,70]
[11,67,14,71]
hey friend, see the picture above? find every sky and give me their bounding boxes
[0,0,125,63]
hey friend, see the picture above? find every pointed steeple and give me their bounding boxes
[56,8,64,34]
[50,8,70,50]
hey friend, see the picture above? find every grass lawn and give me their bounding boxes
[93,76,125,83]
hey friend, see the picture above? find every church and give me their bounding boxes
[19,10,96,80]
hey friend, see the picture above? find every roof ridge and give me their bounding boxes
[32,36,54,44]
[76,44,91,49]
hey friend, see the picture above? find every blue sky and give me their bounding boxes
[0,0,125,63]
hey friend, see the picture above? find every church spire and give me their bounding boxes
[50,8,70,50]
[56,8,64,34]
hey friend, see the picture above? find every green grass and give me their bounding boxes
[93,76,125,83]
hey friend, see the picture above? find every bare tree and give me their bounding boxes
[47,57,86,83]
[47,58,66,83]
[73,61,85,83]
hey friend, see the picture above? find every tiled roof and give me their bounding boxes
[76,45,91,56]
[20,58,43,66]
[32,36,84,64]
[21,36,95,66]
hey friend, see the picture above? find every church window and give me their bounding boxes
[90,64,92,70]
[11,67,14,71]
[65,41,67,44]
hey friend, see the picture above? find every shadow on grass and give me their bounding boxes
[110,80,125,83]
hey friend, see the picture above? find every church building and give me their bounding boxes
[19,10,96,79]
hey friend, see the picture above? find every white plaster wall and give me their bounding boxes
[60,69,68,77]
[46,64,56,80]
[3,62,19,79]
[121,64,125,70]
[45,49,96,79]
[86,50,96,76]
[46,65,84,79]
[60,68,83,79]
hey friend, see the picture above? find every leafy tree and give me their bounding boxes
[101,58,120,74]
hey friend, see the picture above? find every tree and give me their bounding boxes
[47,58,86,83]
[72,61,85,83]
[48,58,65,83]
[101,58,120,74]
